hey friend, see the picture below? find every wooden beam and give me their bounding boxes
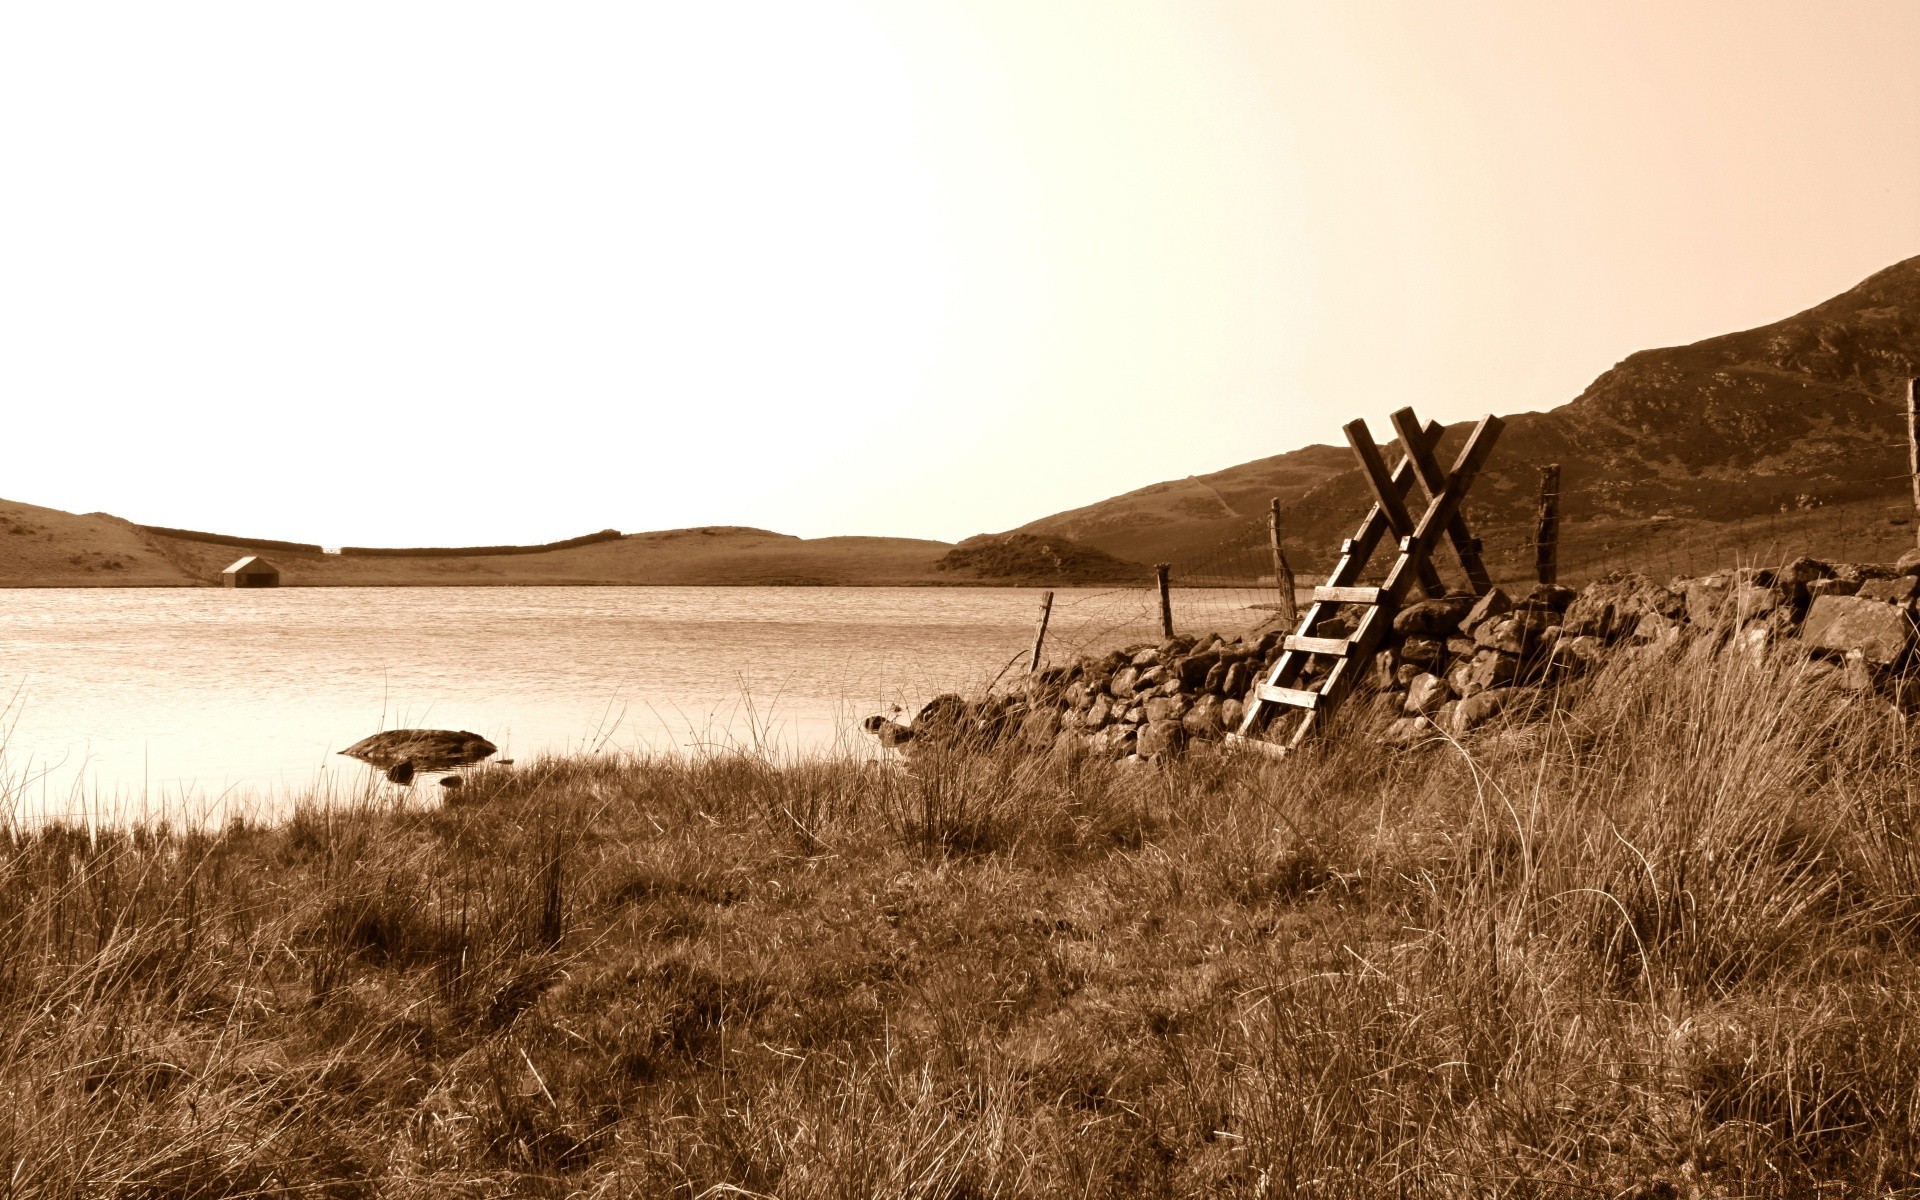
[1028,589,1054,673]
[1268,498,1298,624]
[1387,407,1494,595]
[1283,635,1352,656]
[1257,684,1322,709]
[1155,563,1174,638]
[1343,419,1446,598]
[1380,414,1505,598]
[1908,378,1919,549]
[1534,464,1561,586]
[1313,585,1383,604]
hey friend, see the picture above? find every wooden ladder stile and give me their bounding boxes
[1227,410,1504,756]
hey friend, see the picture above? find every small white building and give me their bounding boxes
[222,555,281,588]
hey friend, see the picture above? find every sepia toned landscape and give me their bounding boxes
[4,2,1920,1197]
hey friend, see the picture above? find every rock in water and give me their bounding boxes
[386,760,415,785]
[861,715,915,748]
[342,729,498,773]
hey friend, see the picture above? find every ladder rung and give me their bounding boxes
[1313,585,1382,604]
[1284,635,1352,656]
[1223,732,1289,760]
[1257,683,1322,709]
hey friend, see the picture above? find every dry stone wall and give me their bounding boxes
[871,549,1920,760]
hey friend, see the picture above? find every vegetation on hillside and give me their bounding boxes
[935,532,1146,584]
[5,638,1918,1195]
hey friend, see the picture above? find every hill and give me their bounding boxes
[0,505,1139,588]
[1012,255,1920,569]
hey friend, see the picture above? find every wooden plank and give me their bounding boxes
[1388,406,1493,595]
[1268,498,1297,624]
[1343,418,1417,536]
[1223,731,1289,760]
[1381,414,1505,599]
[1345,419,1445,597]
[1313,585,1382,604]
[1257,683,1322,709]
[1284,635,1352,656]
[1534,464,1561,585]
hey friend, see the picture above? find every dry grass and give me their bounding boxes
[4,640,1920,1196]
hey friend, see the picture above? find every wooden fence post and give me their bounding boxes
[1535,464,1561,585]
[1155,563,1174,639]
[1908,378,1919,547]
[1028,590,1054,673]
[1268,497,1298,624]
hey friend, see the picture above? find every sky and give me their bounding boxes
[0,1,1915,548]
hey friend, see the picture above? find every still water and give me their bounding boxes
[0,586,1247,822]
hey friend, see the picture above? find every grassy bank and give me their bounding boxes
[4,641,1919,1196]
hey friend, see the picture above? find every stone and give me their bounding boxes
[1050,729,1087,762]
[1462,587,1514,633]
[1517,583,1577,614]
[1086,696,1112,728]
[1561,572,1685,641]
[1447,659,1480,699]
[1064,681,1090,708]
[1108,666,1140,698]
[1899,547,1920,577]
[1446,635,1478,658]
[1160,635,1197,657]
[1772,556,1832,587]
[1176,650,1221,688]
[1858,576,1919,604]
[1556,634,1607,668]
[1843,648,1875,691]
[1089,727,1136,758]
[1732,584,1780,620]
[1394,662,1423,686]
[439,775,463,790]
[1137,720,1188,759]
[1131,647,1161,667]
[1121,705,1146,725]
[1220,698,1244,729]
[1393,596,1476,636]
[1137,665,1167,689]
[1155,677,1183,696]
[1202,660,1229,693]
[1143,695,1189,724]
[1685,576,1734,627]
[1475,610,1554,656]
[1453,686,1522,733]
[1382,716,1431,748]
[1398,635,1446,670]
[1803,594,1914,665]
[1808,578,1861,599]
[1631,611,1683,647]
[1221,662,1248,697]
[1019,707,1062,749]
[1462,649,1522,693]
[1404,672,1451,716]
[1183,694,1224,737]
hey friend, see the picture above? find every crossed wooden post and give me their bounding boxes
[1228,406,1504,756]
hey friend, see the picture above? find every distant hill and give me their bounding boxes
[0,510,1141,589]
[934,533,1146,584]
[1011,255,1920,569]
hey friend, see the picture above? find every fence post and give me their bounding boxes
[1028,590,1054,673]
[1908,378,1919,548]
[1268,497,1298,624]
[1155,563,1174,639]
[1535,464,1561,585]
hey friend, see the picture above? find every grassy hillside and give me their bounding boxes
[8,642,1920,1193]
[1015,255,1920,569]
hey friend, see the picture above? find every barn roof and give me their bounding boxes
[222,555,277,574]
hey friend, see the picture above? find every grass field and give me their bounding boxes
[4,638,1919,1195]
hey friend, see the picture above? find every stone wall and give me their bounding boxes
[871,550,1920,760]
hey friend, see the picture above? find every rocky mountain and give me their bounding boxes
[1012,255,1920,567]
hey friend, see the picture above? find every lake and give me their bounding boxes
[0,585,1275,823]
